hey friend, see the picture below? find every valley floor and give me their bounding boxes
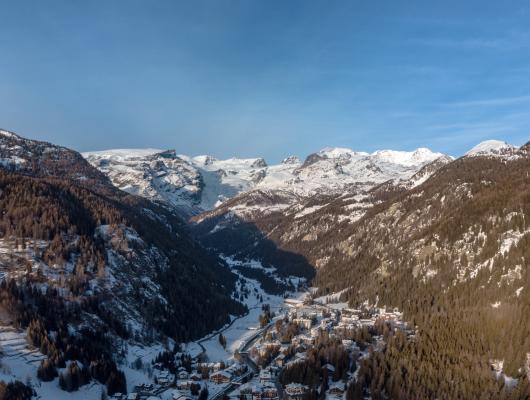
[0,256,305,399]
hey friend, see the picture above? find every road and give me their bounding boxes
[207,320,276,400]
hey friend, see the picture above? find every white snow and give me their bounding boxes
[82,148,162,159]
[0,129,16,138]
[84,145,448,215]
[465,140,517,157]
[192,256,303,363]
[0,324,107,399]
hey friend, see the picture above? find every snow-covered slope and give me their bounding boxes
[84,148,204,215]
[465,140,518,158]
[84,146,447,216]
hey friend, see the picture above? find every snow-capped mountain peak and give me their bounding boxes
[282,155,301,165]
[83,145,450,217]
[371,147,445,167]
[0,129,18,138]
[83,148,163,160]
[465,140,517,157]
[317,147,368,159]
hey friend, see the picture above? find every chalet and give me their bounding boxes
[210,370,232,384]
[262,384,279,400]
[226,362,247,376]
[252,384,264,400]
[178,370,189,380]
[133,383,156,397]
[293,318,312,330]
[190,372,202,381]
[172,392,193,400]
[297,334,314,345]
[284,298,303,307]
[265,340,282,349]
[176,380,192,390]
[284,383,308,400]
[359,318,373,327]
[197,361,224,372]
[341,315,359,324]
[239,383,253,400]
[247,383,279,400]
[155,369,173,386]
[259,369,273,384]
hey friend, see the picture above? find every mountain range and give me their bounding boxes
[82,145,448,216]
[0,128,529,399]
[84,137,530,398]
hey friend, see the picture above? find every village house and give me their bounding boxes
[341,315,359,324]
[238,383,253,400]
[210,369,232,384]
[284,383,308,400]
[176,380,193,390]
[252,384,264,400]
[198,361,223,372]
[190,372,202,381]
[259,368,273,384]
[261,383,279,400]
[226,361,247,377]
[132,383,158,398]
[155,369,174,387]
[243,383,279,400]
[293,318,312,330]
[172,391,193,400]
[178,370,189,380]
[284,298,303,308]
[265,340,282,349]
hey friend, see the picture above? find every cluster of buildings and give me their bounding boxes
[238,382,280,400]
[234,298,409,400]
[113,296,409,400]
[116,358,249,400]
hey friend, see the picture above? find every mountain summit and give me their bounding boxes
[84,145,447,216]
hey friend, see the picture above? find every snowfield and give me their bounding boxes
[84,145,447,216]
[195,256,303,363]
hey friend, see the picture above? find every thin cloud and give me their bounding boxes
[444,94,530,108]
[408,31,530,50]
[411,37,508,49]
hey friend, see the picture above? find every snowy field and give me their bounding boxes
[0,324,107,399]
[193,256,304,363]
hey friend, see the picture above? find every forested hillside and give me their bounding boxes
[0,130,246,396]
[194,144,530,399]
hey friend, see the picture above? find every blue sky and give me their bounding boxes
[1,1,529,162]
